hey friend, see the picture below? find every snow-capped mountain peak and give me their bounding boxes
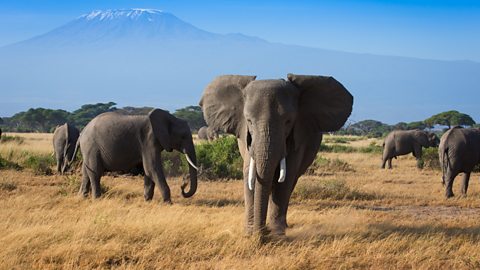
[80,8,165,21]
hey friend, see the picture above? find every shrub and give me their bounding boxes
[307,155,354,175]
[420,147,440,170]
[0,182,17,191]
[22,154,55,175]
[196,136,243,179]
[0,156,22,170]
[293,179,376,201]
[160,136,243,180]
[0,135,25,144]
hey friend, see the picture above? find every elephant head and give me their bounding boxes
[415,130,439,148]
[427,132,440,147]
[149,109,198,198]
[200,74,353,234]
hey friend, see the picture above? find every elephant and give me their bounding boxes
[197,126,219,141]
[78,109,198,202]
[0,127,2,138]
[200,74,353,236]
[53,123,80,174]
[439,127,480,198]
[381,130,439,169]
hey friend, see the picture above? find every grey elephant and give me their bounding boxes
[78,109,198,202]
[381,130,439,169]
[53,123,80,174]
[439,127,480,198]
[200,74,353,236]
[197,126,219,141]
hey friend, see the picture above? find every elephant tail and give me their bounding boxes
[68,139,81,166]
[440,147,450,186]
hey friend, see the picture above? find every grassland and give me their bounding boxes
[1,133,480,269]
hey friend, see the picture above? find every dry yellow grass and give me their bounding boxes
[1,134,480,269]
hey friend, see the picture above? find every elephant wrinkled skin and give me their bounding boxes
[200,74,353,236]
[439,127,480,198]
[78,109,198,202]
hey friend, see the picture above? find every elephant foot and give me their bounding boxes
[162,198,173,205]
[445,192,454,199]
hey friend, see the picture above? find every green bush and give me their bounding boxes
[420,147,440,170]
[421,147,480,172]
[293,179,377,201]
[160,136,243,180]
[22,154,55,175]
[196,136,243,179]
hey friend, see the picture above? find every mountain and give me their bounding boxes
[1,8,479,123]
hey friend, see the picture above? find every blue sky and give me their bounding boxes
[1,0,479,61]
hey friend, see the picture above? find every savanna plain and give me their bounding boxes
[1,133,480,269]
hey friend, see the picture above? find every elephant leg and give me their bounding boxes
[381,157,387,169]
[83,157,104,199]
[57,157,62,174]
[388,158,393,169]
[444,169,456,198]
[78,164,91,198]
[269,180,297,236]
[414,147,423,168]
[143,175,155,201]
[149,167,171,203]
[243,164,254,235]
[461,172,471,196]
[143,152,171,203]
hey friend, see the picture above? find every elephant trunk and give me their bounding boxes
[181,141,198,198]
[251,128,285,233]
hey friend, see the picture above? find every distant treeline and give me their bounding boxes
[0,102,206,133]
[0,104,475,137]
[339,110,476,137]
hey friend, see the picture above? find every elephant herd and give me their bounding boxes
[44,73,478,237]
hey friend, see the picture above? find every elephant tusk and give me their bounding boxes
[278,157,286,183]
[185,154,199,171]
[248,157,256,191]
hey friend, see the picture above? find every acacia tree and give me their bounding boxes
[425,110,475,128]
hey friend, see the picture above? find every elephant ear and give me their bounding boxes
[199,75,256,138]
[288,74,353,132]
[149,109,173,152]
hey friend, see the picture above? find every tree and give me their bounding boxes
[70,102,117,128]
[425,110,475,128]
[344,120,392,137]
[9,108,70,132]
[173,106,206,131]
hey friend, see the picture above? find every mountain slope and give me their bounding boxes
[1,9,479,123]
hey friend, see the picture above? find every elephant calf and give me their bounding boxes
[53,123,80,174]
[439,127,480,198]
[381,130,439,169]
[79,109,198,202]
